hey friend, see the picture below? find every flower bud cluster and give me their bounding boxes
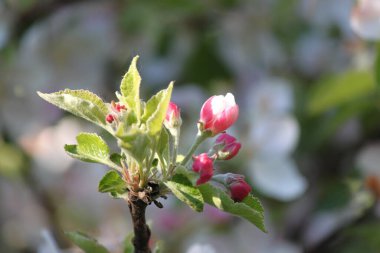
[105,101,126,124]
[183,93,252,202]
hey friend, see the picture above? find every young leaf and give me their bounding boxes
[165,173,204,212]
[65,231,109,253]
[64,133,119,170]
[120,56,141,120]
[144,82,173,136]
[123,233,134,253]
[116,124,151,163]
[37,89,109,129]
[156,128,170,165]
[198,183,266,232]
[110,153,123,167]
[98,171,127,197]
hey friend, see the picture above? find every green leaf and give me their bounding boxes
[65,231,109,253]
[116,124,151,163]
[37,89,109,129]
[198,183,266,232]
[120,56,141,120]
[65,133,108,162]
[157,128,170,165]
[76,133,109,160]
[144,82,173,136]
[123,233,134,253]
[165,174,204,212]
[64,133,119,170]
[98,171,127,198]
[110,153,123,167]
[307,71,375,115]
[375,43,380,87]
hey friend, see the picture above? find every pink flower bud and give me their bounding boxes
[226,174,252,202]
[199,93,239,135]
[192,153,214,185]
[106,114,115,123]
[165,102,182,128]
[214,133,241,160]
[115,103,126,112]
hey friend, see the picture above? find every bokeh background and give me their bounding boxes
[1,0,380,252]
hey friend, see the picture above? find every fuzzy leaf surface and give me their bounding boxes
[165,173,204,212]
[120,56,141,120]
[37,89,109,129]
[98,171,127,198]
[143,82,173,136]
[64,133,119,170]
[198,183,266,232]
[116,124,150,163]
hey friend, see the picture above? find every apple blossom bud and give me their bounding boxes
[106,114,115,123]
[192,153,214,185]
[165,102,182,128]
[115,103,126,112]
[213,133,241,160]
[199,93,239,135]
[226,174,252,202]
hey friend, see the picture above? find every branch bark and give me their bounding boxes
[128,191,151,253]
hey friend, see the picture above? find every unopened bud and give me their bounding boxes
[106,114,115,123]
[165,102,182,129]
[192,153,214,185]
[213,133,241,160]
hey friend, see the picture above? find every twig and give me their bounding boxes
[127,191,151,253]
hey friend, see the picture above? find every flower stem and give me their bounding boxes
[128,191,151,253]
[180,132,208,166]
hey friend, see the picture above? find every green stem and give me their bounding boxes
[180,132,208,166]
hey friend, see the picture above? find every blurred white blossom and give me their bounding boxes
[37,230,61,253]
[247,79,294,116]
[1,2,118,139]
[356,143,380,178]
[186,243,216,253]
[250,157,307,201]
[250,115,299,157]
[247,79,307,201]
[218,2,285,79]
[351,0,380,40]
